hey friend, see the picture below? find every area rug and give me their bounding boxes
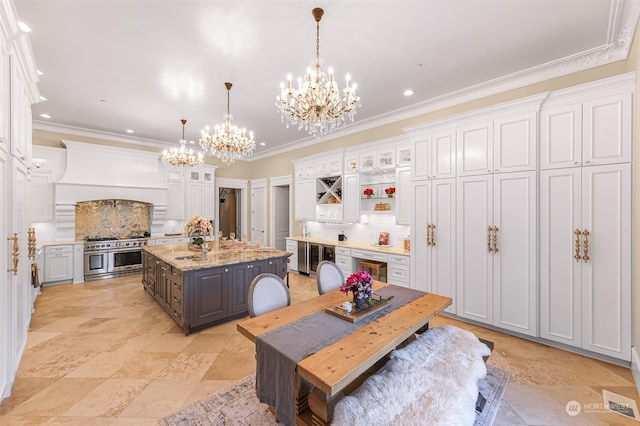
[159,365,510,426]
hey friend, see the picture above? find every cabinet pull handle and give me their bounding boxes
[7,233,19,275]
[431,224,436,247]
[426,224,431,247]
[574,229,582,262]
[487,226,493,253]
[28,228,36,260]
[493,226,499,253]
[582,229,590,262]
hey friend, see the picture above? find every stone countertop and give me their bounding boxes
[286,236,409,256]
[143,242,291,272]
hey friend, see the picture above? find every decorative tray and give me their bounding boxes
[325,294,394,323]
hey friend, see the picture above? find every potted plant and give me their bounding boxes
[340,270,373,310]
[363,188,374,198]
[384,187,396,198]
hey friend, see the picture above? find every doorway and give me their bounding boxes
[219,187,242,240]
[269,175,293,251]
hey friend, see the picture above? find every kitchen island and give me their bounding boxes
[142,242,291,335]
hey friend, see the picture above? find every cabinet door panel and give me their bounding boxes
[411,138,430,180]
[410,181,430,293]
[432,130,456,178]
[540,104,582,169]
[457,122,492,176]
[492,172,537,336]
[192,268,227,326]
[456,175,492,323]
[582,93,632,166]
[581,164,631,360]
[539,168,582,346]
[395,167,410,225]
[430,179,456,313]
[493,112,536,172]
[342,173,359,223]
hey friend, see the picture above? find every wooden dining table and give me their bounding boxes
[237,282,452,425]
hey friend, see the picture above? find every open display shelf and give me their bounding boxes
[360,171,396,213]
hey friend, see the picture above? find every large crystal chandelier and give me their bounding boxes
[199,82,255,165]
[161,119,204,167]
[276,7,361,138]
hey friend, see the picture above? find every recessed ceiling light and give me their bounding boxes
[126,129,134,134]
[99,99,106,103]
[36,69,43,76]
[259,142,266,146]
[40,113,51,119]
[18,22,31,33]
[403,89,414,96]
[39,95,47,101]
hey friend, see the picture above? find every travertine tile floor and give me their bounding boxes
[0,273,638,425]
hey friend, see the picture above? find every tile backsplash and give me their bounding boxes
[75,199,150,240]
[305,214,410,247]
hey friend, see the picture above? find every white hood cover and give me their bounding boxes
[55,140,167,205]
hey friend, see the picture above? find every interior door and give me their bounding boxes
[0,148,9,398]
[251,185,266,244]
[430,178,456,313]
[273,185,289,251]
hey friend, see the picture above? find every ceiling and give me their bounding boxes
[14,0,640,160]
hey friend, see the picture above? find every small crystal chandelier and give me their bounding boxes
[199,82,255,165]
[161,119,204,167]
[276,7,361,138]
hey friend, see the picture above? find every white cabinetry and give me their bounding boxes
[73,243,84,283]
[186,165,216,220]
[335,246,351,277]
[44,245,74,285]
[387,254,410,287]
[164,168,185,220]
[359,169,396,214]
[29,171,53,222]
[411,178,456,311]
[360,147,395,173]
[456,171,537,336]
[342,173,359,223]
[540,92,632,169]
[294,160,318,221]
[286,239,298,272]
[410,128,456,180]
[457,111,537,176]
[10,57,32,164]
[539,164,631,361]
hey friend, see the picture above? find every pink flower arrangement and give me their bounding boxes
[340,270,373,301]
[184,216,213,237]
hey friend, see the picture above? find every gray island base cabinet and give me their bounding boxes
[142,244,290,335]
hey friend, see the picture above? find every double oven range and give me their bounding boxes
[84,237,148,281]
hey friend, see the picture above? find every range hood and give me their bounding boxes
[54,140,168,240]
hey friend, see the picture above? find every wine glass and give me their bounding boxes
[218,230,223,240]
[229,232,236,242]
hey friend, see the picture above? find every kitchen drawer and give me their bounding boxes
[286,240,298,251]
[335,246,350,256]
[388,254,410,266]
[171,293,183,312]
[171,267,183,281]
[335,255,351,270]
[44,244,73,254]
[351,249,387,263]
[170,307,183,324]
[388,264,410,285]
[171,279,183,298]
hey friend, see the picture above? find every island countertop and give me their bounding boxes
[142,242,291,271]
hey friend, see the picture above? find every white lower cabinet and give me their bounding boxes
[539,164,631,361]
[44,245,74,284]
[456,171,537,336]
[411,178,456,313]
[286,239,298,272]
[335,246,351,277]
[387,254,410,287]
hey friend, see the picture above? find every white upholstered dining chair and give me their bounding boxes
[316,261,344,295]
[248,273,291,318]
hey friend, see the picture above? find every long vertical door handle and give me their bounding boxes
[574,229,582,262]
[493,226,499,253]
[431,224,436,247]
[582,229,590,262]
[487,226,494,253]
[426,224,432,246]
[7,233,19,275]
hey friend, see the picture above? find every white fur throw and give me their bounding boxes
[331,326,491,426]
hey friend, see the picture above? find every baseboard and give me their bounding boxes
[632,346,640,396]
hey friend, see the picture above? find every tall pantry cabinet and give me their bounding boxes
[0,3,41,400]
[539,75,633,361]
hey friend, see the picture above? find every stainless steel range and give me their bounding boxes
[84,237,148,281]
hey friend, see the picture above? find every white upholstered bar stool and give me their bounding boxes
[316,261,344,295]
[248,273,291,318]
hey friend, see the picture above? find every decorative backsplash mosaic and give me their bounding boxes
[75,199,150,240]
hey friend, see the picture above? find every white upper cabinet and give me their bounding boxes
[342,173,359,223]
[0,39,8,149]
[408,128,456,180]
[457,111,537,176]
[360,147,396,173]
[315,154,342,177]
[540,75,633,169]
